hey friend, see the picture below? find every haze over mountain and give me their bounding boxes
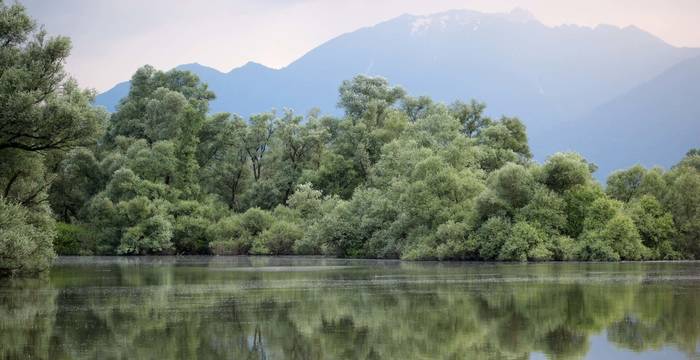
[562,55,700,176]
[95,8,700,177]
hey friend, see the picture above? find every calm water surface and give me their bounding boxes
[1,257,699,359]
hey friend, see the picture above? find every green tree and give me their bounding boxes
[475,216,512,260]
[499,221,552,261]
[477,163,535,220]
[0,197,55,276]
[402,95,433,123]
[627,195,678,259]
[516,187,567,235]
[107,66,214,142]
[539,152,594,193]
[664,166,700,258]
[562,183,605,238]
[49,148,104,222]
[198,114,250,209]
[0,2,104,155]
[338,75,405,124]
[606,165,647,202]
[0,2,103,276]
[272,111,327,201]
[577,198,647,261]
[448,99,492,138]
[243,113,277,182]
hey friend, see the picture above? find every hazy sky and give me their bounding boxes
[19,0,700,92]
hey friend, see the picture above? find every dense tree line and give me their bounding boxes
[1,2,699,276]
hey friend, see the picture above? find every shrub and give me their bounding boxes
[257,221,303,255]
[498,221,548,261]
[173,216,211,254]
[207,216,252,255]
[54,222,95,255]
[0,198,56,277]
[475,217,512,260]
[239,208,273,236]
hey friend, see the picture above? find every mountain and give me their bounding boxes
[95,9,700,175]
[559,55,700,177]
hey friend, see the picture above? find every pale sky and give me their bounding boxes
[19,0,700,92]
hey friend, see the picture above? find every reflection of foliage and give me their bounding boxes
[1,261,698,359]
[0,278,57,359]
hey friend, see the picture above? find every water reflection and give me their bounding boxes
[1,257,698,359]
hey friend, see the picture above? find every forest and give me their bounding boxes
[1,2,699,277]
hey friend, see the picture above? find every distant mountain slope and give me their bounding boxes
[559,55,700,177]
[95,9,699,175]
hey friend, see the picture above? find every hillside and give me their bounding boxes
[95,9,700,174]
[560,55,700,176]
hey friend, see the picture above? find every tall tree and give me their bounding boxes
[448,100,491,138]
[243,112,276,182]
[338,75,405,125]
[0,2,104,276]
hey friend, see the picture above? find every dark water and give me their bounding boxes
[1,257,699,359]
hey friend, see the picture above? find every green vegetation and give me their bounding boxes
[2,260,699,359]
[0,2,106,276]
[1,2,699,276]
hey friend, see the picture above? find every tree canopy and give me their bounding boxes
[2,2,699,278]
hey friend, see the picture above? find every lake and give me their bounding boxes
[1,257,698,359]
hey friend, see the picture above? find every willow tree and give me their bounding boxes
[0,2,104,276]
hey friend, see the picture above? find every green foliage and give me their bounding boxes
[115,197,173,255]
[207,216,252,255]
[448,100,491,137]
[49,148,105,222]
[108,65,213,142]
[576,198,648,261]
[256,221,304,255]
[0,3,103,276]
[338,75,405,122]
[2,6,697,265]
[207,207,273,255]
[606,165,647,202]
[516,187,567,235]
[562,184,605,238]
[478,117,531,161]
[539,152,594,193]
[54,222,94,255]
[475,217,512,260]
[476,163,535,220]
[0,197,55,276]
[663,163,700,258]
[498,221,552,261]
[627,195,678,259]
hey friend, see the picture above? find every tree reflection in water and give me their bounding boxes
[1,257,698,359]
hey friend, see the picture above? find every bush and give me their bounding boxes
[498,221,549,261]
[294,226,324,255]
[0,198,56,277]
[239,208,273,236]
[551,235,577,261]
[603,214,647,260]
[54,223,95,255]
[117,214,173,255]
[287,183,323,219]
[256,221,304,255]
[173,216,211,254]
[475,217,511,260]
[207,216,252,255]
[577,232,620,261]
[627,195,676,259]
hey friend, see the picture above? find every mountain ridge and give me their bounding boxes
[94,8,700,176]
